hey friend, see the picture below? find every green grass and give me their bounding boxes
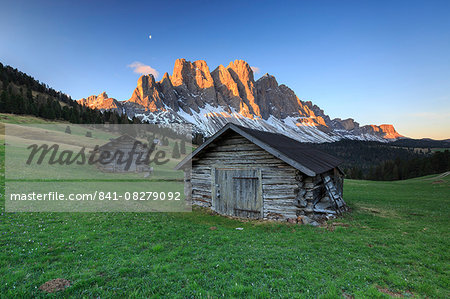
[1,116,187,180]
[1,137,449,297]
[2,118,188,213]
[0,113,61,124]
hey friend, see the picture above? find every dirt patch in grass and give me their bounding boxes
[360,207,381,214]
[332,222,350,227]
[376,285,413,297]
[432,180,444,184]
[357,205,400,218]
[322,222,351,232]
[39,278,70,293]
[342,291,354,299]
[408,212,424,216]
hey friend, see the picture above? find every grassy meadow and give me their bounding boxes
[0,116,449,297]
[1,114,190,212]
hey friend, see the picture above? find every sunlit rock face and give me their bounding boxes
[169,59,217,112]
[329,119,403,140]
[363,124,403,139]
[77,58,403,143]
[126,74,166,112]
[77,92,122,114]
[211,64,241,111]
[226,60,259,118]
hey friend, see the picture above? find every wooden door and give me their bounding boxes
[214,168,262,219]
[214,169,233,215]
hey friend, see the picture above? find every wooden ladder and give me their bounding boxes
[321,175,346,214]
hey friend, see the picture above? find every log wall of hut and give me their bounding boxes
[186,132,344,221]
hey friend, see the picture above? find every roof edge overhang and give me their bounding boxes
[175,123,235,170]
[175,123,317,176]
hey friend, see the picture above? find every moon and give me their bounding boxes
[149,35,152,39]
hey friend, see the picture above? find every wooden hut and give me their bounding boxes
[95,134,151,173]
[175,123,347,224]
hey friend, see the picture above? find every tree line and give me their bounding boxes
[0,62,139,124]
[0,62,205,145]
[310,139,449,181]
[345,150,449,180]
[0,61,202,154]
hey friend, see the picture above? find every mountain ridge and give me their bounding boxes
[77,58,403,143]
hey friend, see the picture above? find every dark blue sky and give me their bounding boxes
[1,0,449,138]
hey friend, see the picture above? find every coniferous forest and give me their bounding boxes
[0,62,195,144]
[310,140,450,180]
[0,62,139,124]
[362,150,449,181]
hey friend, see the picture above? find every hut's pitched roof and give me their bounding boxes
[175,123,342,176]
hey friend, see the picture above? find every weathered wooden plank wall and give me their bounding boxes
[189,133,300,219]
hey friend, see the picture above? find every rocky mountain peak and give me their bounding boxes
[137,74,157,88]
[171,58,189,86]
[332,118,359,131]
[211,64,240,104]
[76,91,121,113]
[225,60,259,118]
[171,59,213,89]
[256,73,278,89]
[162,72,171,81]
[98,91,109,100]
[378,124,403,139]
[193,60,214,89]
[77,58,403,143]
[134,74,158,99]
[227,60,254,82]
[127,74,163,112]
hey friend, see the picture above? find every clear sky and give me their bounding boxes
[1,0,449,139]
